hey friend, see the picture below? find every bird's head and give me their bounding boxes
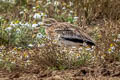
[41,18,57,28]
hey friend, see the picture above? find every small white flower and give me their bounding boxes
[20,56,23,59]
[118,34,120,39]
[24,9,28,12]
[62,7,66,10]
[72,46,76,49]
[15,24,19,26]
[0,16,2,19]
[5,27,12,31]
[33,13,41,19]
[19,11,24,14]
[28,44,34,47]
[10,50,17,54]
[41,12,44,16]
[69,2,73,6]
[11,61,15,64]
[68,13,71,16]
[74,16,79,21]
[54,1,59,6]
[0,59,3,61]
[111,46,115,50]
[74,16,79,20]
[19,22,22,25]
[20,23,24,26]
[16,28,21,33]
[32,24,38,28]
[70,10,73,13]
[36,33,44,39]
[26,60,30,63]
[10,22,15,26]
[24,22,31,27]
[69,51,74,54]
[32,7,36,9]
[38,22,43,25]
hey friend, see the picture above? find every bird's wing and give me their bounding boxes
[54,23,95,45]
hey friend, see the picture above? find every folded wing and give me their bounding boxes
[55,23,95,46]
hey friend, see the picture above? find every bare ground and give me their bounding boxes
[0,61,120,80]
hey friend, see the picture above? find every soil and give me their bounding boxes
[0,61,120,80]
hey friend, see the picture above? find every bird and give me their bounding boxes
[42,18,96,47]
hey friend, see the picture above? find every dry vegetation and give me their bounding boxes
[0,0,120,80]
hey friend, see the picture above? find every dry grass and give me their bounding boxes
[0,1,120,79]
[30,40,93,69]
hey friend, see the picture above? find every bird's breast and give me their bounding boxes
[45,27,58,39]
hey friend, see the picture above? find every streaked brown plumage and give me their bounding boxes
[43,18,95,47]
